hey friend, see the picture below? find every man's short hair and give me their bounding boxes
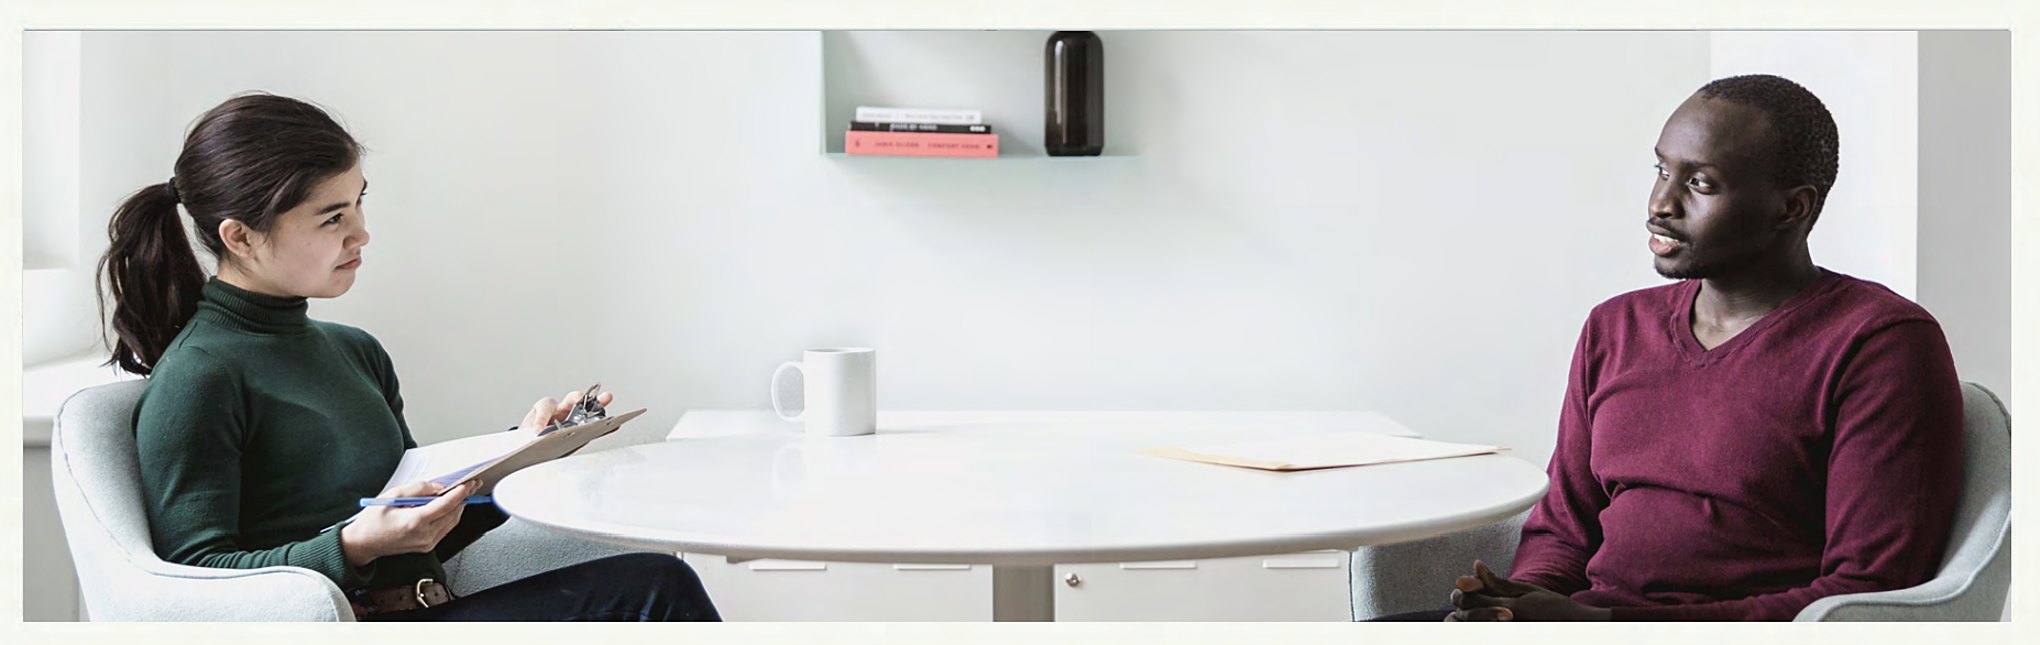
[1697,74,1841,210]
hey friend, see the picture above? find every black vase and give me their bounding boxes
[1044,30,1104,156]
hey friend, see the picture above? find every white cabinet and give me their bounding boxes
[680,550,1352,621]
[1052,551,1351,622]
[681,554,993,621]
[25,444,88,621]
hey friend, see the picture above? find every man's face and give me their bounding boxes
[1645,95,1794,280]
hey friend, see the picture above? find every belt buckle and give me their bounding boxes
[414,578,437,609]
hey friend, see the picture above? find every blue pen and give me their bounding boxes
[359,495,495,508]
[319,496,495,534]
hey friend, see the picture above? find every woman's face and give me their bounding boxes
[234,163,372,298]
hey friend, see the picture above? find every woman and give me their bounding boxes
[98,92,719,621]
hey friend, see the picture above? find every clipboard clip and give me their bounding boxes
[558,383,608,428]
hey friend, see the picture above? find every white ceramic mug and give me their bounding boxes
[770,347,877,437]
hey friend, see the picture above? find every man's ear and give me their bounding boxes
[217,219,261,261]
[1777,185,1820,232]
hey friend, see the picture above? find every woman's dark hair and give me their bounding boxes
[97,93,364,375]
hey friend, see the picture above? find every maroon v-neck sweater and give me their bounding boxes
[1510,269,1964,621]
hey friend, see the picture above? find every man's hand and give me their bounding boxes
[1445,560,1612,622]
[517,388,616,438]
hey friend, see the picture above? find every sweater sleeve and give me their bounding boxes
[1611,320,1964,621]
[358,331,417,451]
[135,348,372,589]
[1509,319,1607,596]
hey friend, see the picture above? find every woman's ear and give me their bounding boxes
[217,219,261,261]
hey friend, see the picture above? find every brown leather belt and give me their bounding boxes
[349,579,455,619]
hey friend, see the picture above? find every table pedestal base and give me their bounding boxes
[992,564,1054,621]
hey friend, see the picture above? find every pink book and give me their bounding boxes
[845,130,999,158]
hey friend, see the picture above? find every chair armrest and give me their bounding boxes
[1794,528,2013,622]
[1795,576,1973,622]
[1350,511,1529,621]
[441,517,643,596]
[84,559,353,621]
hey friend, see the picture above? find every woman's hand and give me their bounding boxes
[337,480,476,567]
[516,388,617,438]
[1446,560,1612,622]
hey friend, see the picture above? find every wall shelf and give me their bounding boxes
[821,152,1135,161]
[820,31,1123,160]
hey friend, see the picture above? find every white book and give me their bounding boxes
[855,106,983,125]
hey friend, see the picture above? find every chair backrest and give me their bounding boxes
[1929,382,2013,614]
[1804,381,2018,621]
[51,380,356,621]
[49,380,162,615]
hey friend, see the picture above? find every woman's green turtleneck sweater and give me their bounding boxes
[133,277,506,591]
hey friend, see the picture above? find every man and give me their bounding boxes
[1422,74,1963,621]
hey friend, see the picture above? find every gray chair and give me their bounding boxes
[50,380,640,621]
[1351,381,2011,622]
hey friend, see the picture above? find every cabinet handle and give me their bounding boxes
[1261,558,1342,570]
[1064,573,1082,587]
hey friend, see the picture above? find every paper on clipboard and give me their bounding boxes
[382,431,529,491]
[382,408,646,496]
[1142,431,1505,472]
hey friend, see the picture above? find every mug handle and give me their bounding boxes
[770,361,805,422]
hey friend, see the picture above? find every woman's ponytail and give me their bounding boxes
[98,181,207,375]
[93,92,364,376]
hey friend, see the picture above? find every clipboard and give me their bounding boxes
[428,407,647,496]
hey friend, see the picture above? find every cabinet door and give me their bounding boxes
[1052,551,1350,621]
[680,554,992,621]
[25,445,85,621]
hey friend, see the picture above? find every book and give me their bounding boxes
[845,130,999,158]
[850,121,993,134]
[1141,431,1505,472]
[854,106,983,125]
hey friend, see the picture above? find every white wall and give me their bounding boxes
[24,32,81,271]
[56,30,1963,469]
[1917,31,2011,399]
[56,31,1731,466]
[21,32,100,367]
[27,29,2006,622]
[1709,31,1920,299]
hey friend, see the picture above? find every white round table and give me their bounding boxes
[493,411,1548,620]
